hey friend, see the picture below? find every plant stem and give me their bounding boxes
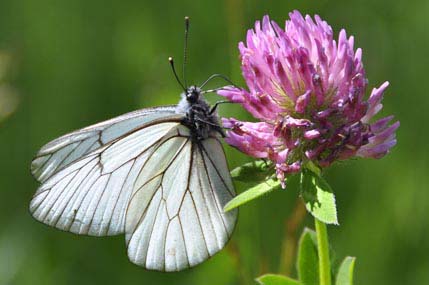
[315,218,331,285]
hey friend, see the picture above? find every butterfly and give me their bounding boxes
[29,17,238,272]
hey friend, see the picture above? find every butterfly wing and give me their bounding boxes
[125,125,237,271]
[31,106,176,183]
[30,107,184,236]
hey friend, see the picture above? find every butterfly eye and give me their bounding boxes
[186,87,200,103]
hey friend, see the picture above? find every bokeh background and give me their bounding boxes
[0,0,427,284]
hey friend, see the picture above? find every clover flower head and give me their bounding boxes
[220,11,399,187]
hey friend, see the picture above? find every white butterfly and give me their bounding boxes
[30,52,238,271]
[30,86,238,271]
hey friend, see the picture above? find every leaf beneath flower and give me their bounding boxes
[256,274,302,285]
[224,178,281,212]
[230,160,272,183]
[335,256,356,285]
[297,228,319,285]
[300,168,338,225]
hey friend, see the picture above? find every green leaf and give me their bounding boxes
[223,179,281,212]
[300,169,338,225]
[230,160,271,183]
[335,257,356,285]
[305,161,322,176]
[297,228,319,285]
[257,274,302,285]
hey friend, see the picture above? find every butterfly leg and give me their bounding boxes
[194,118,226,138]
[209,100,235,115]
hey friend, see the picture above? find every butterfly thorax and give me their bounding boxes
[176,86,224,140]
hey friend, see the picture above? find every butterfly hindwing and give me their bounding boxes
[125,125,237,271]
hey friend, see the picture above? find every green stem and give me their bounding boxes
[315,218,331,285]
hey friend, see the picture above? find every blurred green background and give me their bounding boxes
[0,0,427,284]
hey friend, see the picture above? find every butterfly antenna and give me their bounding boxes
[183,16,190,88]
[169,57,186,91]
[200,73,238,89]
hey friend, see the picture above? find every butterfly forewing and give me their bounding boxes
[31,106,177,183]
[29,108,182,236]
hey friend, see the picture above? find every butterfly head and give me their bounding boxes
[185,86,202,104]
